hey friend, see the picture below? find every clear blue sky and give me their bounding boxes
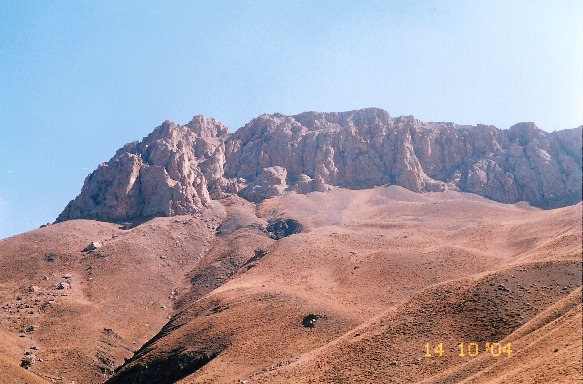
[1,0,581,238]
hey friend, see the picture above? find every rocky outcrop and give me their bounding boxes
[57,116,228,222]
[238,166,288,203]
[224,109,582,208]
[58,108,582,223]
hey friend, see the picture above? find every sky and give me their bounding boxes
[0,0,582,239]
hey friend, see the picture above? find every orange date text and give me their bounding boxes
[424,342,512,358]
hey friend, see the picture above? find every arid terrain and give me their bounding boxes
[0,109,581,383]
[0,187,581,383]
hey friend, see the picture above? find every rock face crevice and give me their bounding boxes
[58,108,582,222]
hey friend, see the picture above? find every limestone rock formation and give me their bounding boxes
[57,116,228,222]
[238,166,288,203]
[224,109,582,208]
[58,108,582,223]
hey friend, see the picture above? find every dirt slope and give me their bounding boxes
[1,187,580,383]
[422,287,582,384]
[0,202,225,383]
[248,262,581,383]
[0,354,47,384]
[103,187,581,383]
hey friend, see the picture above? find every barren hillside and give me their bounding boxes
[1,109,581,383]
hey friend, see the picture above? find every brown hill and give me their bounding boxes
[2,187,581,383]
[83,186,580,384]
[0,205,225,382]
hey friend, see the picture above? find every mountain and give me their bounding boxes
[0,108,581,383]
[57,108,582,224]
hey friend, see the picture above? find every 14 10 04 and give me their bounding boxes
[424,342,512,357]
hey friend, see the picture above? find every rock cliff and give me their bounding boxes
[57,116,228,222]
[57,108,582,222]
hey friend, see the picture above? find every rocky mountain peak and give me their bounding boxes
[507,122,546,146]
[57,109,582,223]
[56,117,229,223]
[185,115,229,137]
[292,107,392,130]
[145,116,228,145]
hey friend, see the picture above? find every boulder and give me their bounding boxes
[266,218,303,240]
[291,174,314,194]
[83,241,102,252]
[56,281,70,290]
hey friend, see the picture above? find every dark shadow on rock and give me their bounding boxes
[242,248,268,267]
[106,331,228,384]
[302,314,323,328]
[266,218,303,240]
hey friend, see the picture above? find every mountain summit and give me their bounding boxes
[58,108,582,222]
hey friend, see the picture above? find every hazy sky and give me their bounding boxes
[1,0,582,238]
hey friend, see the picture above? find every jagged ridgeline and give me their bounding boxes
[57,108,582,222]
